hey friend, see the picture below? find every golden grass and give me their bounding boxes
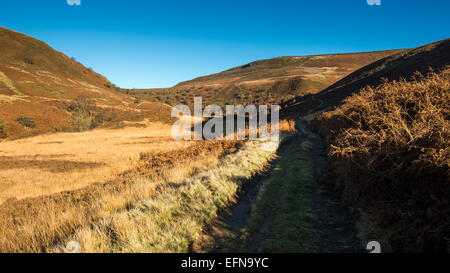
[279,119,296,133]
[48,139,279,253]
[0,122,191,204]
[0,138,243,252]
[0,109,280,252]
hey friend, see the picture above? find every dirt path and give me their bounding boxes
[191,137,296,253]
[309,125,363,252]
[192,120,362,253]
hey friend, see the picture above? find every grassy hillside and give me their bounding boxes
[0,27,172,138]
[281,39,450,119]
[130,50,402,107]
[0,26,124,100]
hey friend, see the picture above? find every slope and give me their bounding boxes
[131,50,402,107]
[281,38,450,119]
[0,27,172,139]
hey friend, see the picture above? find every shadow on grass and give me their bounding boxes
[0,156,105,173]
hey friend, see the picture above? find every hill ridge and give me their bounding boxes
[132,49,402,107]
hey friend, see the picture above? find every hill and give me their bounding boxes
[281,38,450,119]
[301,38,450,252]
[0,27,172,138]
[130,50,402,107]
[313,67,449,252]
[0,27,126,101]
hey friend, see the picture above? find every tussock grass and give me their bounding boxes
[0,123,190,204]
[0,132,242,252]
[49,140,279,253]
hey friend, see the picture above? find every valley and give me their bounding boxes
[0,26,448,253]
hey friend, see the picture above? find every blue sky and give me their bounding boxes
[1,0,449,88]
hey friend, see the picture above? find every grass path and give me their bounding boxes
[193,120,362,253]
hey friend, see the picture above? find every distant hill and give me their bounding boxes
[0,27,172,139]
[281,38,450,119]
[131,50,402,107]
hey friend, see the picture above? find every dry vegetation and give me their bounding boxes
[0,126,247,252]
[313,68,449,252]
[48,139,278,253]
[0,27,177,139]
[0,94,175,139]
[130,51,400,107]
[0,122,190,204]
[282,38,449,119]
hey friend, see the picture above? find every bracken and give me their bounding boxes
[313,68,450,252]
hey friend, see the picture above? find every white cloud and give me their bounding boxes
[67,0,81,6]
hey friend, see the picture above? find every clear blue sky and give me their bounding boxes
[1,0,449,88]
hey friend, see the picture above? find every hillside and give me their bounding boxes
[312,68,449,252]
[130,50,402,107]
[281,38,450,119]
[0,27,172,138]
[291,38,450,252]
[0,27,126,101]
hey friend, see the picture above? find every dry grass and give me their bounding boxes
[0,135,243,252]
[48,139,278,253]
[279,119,296,133]
[132,51,401,107]
[313,68,449,252]
[0,122,191,204]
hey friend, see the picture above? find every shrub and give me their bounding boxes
[313,69,450,252]
[15,116,36,128]
[90,109,116,129]
[68,96,97,132]
[0,119,8,138]
[23,58,34,65]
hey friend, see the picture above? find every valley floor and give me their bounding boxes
[0,119,362,253]
[0,122,190,204]
[193,121,362,253]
